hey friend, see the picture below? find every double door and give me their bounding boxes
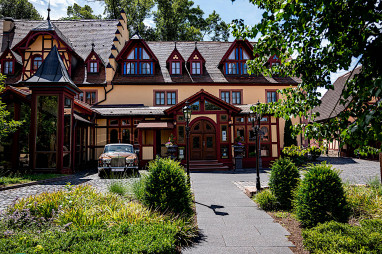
[190,120,216,160]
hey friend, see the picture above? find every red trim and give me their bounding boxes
[167,48,185,75]
[219,39,254,66]
[219,89,243,105]
[268,54,281,67]
[116,39,158,62]
[79,89,98,105]
[187,48,205,75]
[0,49,16,75]
[153,89,178,106]
[86,51,102,74]
[265,89,279,103]
[164,89,241,115]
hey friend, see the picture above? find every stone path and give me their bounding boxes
[183,172,294,254]
[0,171,138,212]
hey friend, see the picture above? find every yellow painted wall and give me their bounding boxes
[98,85,294,106]
[190,114,216,124]
[272,144,278,157]
[142,147,154,160]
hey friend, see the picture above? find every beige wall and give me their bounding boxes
[98,84,294,106]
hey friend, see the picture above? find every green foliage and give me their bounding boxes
[302,219,382,254]
[284,118,297,147]
[141,157,193,217]
[0,76,23,142]
[0,185,197,253]
[62,3,101,20]
[0,173,63,187]
[345,182,382,220]
[282,145,308,166]
[295,162,350,227]
[269,158,300,209]
[0,0,42,20]
[108,181,128,196]
[307,146,322,161]
[100,0,229,41]
[253,189,279,211]
[232,0,382,149]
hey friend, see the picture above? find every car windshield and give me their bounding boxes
[104,145,134,153]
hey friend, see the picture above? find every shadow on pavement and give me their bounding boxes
[316,157,358,165]
[195,201,229,216]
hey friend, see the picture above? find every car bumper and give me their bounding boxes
[98,166,138,172]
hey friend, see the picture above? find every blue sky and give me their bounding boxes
[29,0,355,90]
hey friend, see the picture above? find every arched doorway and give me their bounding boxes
[190,119,216,160]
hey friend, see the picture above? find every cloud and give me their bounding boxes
[143,18,155,28]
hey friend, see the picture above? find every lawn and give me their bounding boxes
[0,184,197,253]
[0,173,65,187]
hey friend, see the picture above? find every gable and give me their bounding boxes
[116,39,158,63]
[164,89,241,115]
[187,48,205,63]
[166,48,185,63]
[219,39,254,66]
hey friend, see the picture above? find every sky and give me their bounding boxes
[29,0,357,94]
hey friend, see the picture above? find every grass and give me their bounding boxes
[0,185,197,253]
[0,173,65,187]
[108,181,128,196]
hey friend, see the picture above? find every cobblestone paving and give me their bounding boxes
[234,157,380,191]
[0,170,140,212]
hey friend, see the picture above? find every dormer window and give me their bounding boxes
[187,46,205,75]
[33,56,43,70]
[224,47,250,75]
[123,47,153,75]
[167,45,185,75]
[89,61,98,73]
[171,62,181,74]
[191,62,201,75]
[3,60,13,74]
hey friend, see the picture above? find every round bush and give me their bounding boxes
[143,157,193,217]
[269,158,300,209]
[254,189,279,211]
[295,162,350,228]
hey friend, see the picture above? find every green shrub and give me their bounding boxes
[0,185,197,253]
[143,157,193,217]
[302,219,382,254]
[295,162,350,227]
[282,145,308,166]
[253,189,279,211]
[108,181,128,196]
[307,146,322,161]
[269,158,300,210]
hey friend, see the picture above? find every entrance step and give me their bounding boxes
[186,160,230,172]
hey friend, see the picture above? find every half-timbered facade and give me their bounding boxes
[0,11,303,173]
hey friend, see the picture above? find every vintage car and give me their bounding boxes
[98,144,139,177]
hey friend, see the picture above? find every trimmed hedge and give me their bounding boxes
[269,158,300,209]
[295,162,350,227]
[142,157,193,217]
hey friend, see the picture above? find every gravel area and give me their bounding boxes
[0,170,141,212]
[234,157,380,191]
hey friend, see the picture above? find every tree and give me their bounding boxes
[154,0,230,41]
[0,0,42,20]
[62,3,101,20]
[94,0,230,41]
[0,75,22,142]
[284,118,297,147]
[232,0,381,150]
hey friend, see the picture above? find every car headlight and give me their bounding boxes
[126,158,134,163]
[102,158,111,164]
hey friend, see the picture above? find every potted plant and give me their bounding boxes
[166,134,178,159]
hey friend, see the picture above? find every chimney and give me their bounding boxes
[3,17,15,33]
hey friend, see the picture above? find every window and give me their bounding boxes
[221,91,230,103]
[33,56,43,70]
[167,92,176,105]
[3,60,13,74]
[78,93,84,101]
[267,91,277,103]
[123,47,153,75]
[89,61,98,73]
[171,62,181,74]
[232,91,242,104]
[124,62,135,75]
[224,47,251,75]
[155,92,165,105]
[85,91,96,105]
[220,90,242,105]
[191,62,201,75]
[154,91,177,106]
